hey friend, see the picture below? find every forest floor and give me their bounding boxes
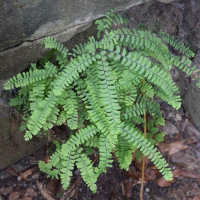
[1,1,200,200]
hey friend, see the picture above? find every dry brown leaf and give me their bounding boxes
[123,179,133,198]
[47,178,62,199]
[37,180,55,200]
[172,169,181,178]
[44,154,50,164]
[170,152,196,167]
[157,176,176,187]
[21,197,32,200]
[174,133,180,139]
[20,169,33,180]
[124,165,159,182]
[185,113,194,124]
[110,191,122,200]
[179,169,200,179]
[123,169,141,180]
[146,166,160,181]
[168,141,188,155]
[0,187,13,195]
[22,188,34,200]
[193,196,200,200]
[71,187,79,200]
[132,153,136,161]
[8,191,20,200]
[5,167,18,177]
[158,142,168,154]
[157,169,180,187]
[134,155,149,171]
[157,168,198,188]
[66,187,78,200]
[182,119,200,138]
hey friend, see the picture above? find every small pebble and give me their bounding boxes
[31,173,40,179]
[145,188,150,193]
[176,114,182,121]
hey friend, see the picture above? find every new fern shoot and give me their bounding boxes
[4,9,199,193]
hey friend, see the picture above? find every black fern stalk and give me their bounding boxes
[4,8,199,193]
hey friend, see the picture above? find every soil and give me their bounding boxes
[1,1,200,200]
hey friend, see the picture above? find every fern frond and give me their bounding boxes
[25,92,58,140]
[41,37,70,57]
[4,62,57,90]
[74,79,111,135]
[52,53,96,96]
[95,8,128,38]
[43,106,60,130]
[75,148,97,192]
[110,49,181,109]
[96,52,121,141]
[60,150,76,190]
[120,123,173,181]
[61,125,99,156]
[115,135,137,171]
[159,32,195,58]
[95,135,113,176]
[84,136,99,148]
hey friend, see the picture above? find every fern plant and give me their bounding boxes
[4,9,199,193]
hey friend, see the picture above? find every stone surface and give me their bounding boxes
[182,51,200,130]
[0,0,152,83]
[157,0,176,2]
[183,0,200,51]
[160,121,179,135]
[0,96,47,170]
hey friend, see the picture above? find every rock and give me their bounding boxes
[0,99,47,170]
[160,121,179,135]
[157,0,175,3]
[182,51,200,131]
[176,114,182,121]
[0,0,151,83]
[183,0,200,51]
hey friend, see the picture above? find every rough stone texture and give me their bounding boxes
[158,0,175,2]
[182,0,200,52]
[182,51,200,130]
[160,121,179,135]
[0,95,47,170]
[0,0,154,84]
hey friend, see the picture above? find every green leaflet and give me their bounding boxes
[4,8,198,194]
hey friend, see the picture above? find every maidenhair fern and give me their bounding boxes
[4,8,199,193]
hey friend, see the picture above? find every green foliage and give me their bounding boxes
[5,8,198,193]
